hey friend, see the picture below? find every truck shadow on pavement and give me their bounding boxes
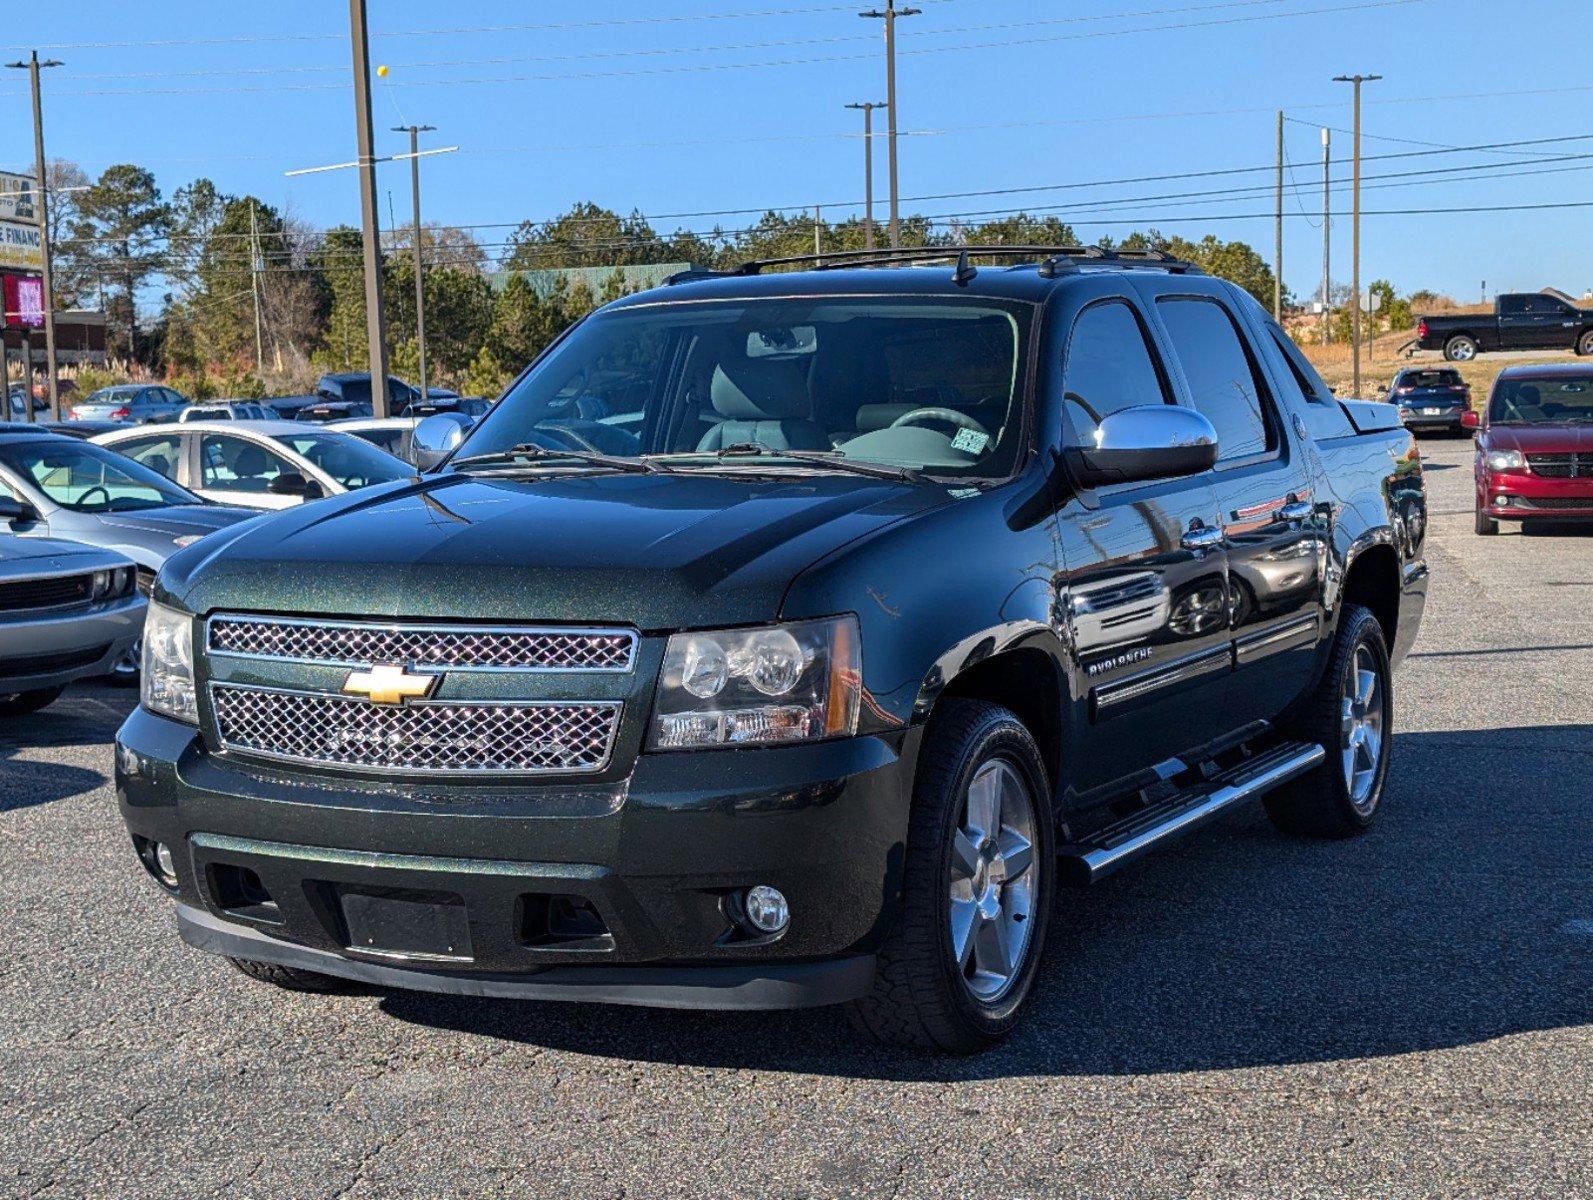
[0,683,130,813]
[382,723,1593,1081]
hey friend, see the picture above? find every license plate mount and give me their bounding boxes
[339,888,473,962]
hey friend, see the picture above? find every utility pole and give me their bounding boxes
[1321,126,1332,345]
[1333,73,1380,399]
[813,205,822,256]
[845,101,887,250]
[248,200,265,371]
[348,0,391,416]
[6,52,63,420]
[859,2,918,249]
[1274,110,1284,321]
[393,124,436,402]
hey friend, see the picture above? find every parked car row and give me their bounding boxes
[1,418,414,707]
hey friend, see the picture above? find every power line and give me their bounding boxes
[14,0,1431,97]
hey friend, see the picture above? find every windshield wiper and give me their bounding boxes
[645,443,918,482]
[449,443,664,475]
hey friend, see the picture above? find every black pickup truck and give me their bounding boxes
[116,247,1428,1053]
[1417,290,1593,361]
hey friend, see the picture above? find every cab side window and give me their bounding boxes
[1060,301,1170,443]
[113,433,183,481]
[1157,297,1276,462]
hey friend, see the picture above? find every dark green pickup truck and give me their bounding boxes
[115,246,1427,1052]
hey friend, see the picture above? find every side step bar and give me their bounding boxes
[1057,741,1326,885]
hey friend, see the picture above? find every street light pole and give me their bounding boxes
[392,124,436,402]
[1321,126,1332,346]
[5,52,63,421]
[1333,73,1380,399]
[1273,110,1284,321]
[859,3,918,249]
[845,101,887,250]
[348,0,391,416]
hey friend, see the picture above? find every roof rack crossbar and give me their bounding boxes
[664,244,1202,284]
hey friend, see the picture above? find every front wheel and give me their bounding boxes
[1475,506,1498,535]
[1444,335,1478,362]
[1265,604,1392,837]
[1577,330,1593,357]
[228,957,353,993]
[849,699,1053,1053]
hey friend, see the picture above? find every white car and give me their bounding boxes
[327,416,421,463]
[91,420,413,510]
[177,402,276,423]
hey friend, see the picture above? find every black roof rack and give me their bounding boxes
[663,244,1200,285]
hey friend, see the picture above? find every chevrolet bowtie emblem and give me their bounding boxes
[342,664,438,705]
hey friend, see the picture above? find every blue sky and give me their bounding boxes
[4,0,1588,302]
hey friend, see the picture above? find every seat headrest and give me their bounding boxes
[710,357,811,420]
[233,445,270,476]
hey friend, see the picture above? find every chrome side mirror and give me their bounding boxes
[1066,404,1218,488]
[411,413,471,471]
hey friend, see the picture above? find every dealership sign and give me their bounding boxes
[3,273,44,328]
[0,171,38,223]
[0,220,44,271]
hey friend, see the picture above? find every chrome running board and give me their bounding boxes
[1058,741,1326,885]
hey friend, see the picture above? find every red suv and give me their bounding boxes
[1466,364,1593,534]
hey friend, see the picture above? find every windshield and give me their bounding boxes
[271,432,413,489]
[454,297,1032,477]
[0,438,202,511]
[1489,376,1593,424]
[1400,371,1461,388]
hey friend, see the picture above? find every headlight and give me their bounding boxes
[141,600,197,724]
[648,616,860,750]
[1484,449,1525,471]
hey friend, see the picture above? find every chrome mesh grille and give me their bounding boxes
[208,616,635,671]
[210,684,621,774]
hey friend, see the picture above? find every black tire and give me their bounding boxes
[1475,506,1498,535]
[849,699,1054,1054]
[227,956,353,993]
[1443,334,1478,362]
[1576,329,1593,357]
[0,686,65,717]
[1265,604,1392,838]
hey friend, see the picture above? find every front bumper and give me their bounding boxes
[116,706,915,1009]
[1479,472,1593,521]
[0,594,145,693]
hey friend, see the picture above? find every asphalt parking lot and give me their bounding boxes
[3,434,1588,1199]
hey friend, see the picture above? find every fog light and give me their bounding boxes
[153,842,178,887]
[743,885,790,934]
[1496,494,1511,506]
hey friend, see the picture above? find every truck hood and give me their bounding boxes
[159,470,950,628]
[1484,423,1593,454]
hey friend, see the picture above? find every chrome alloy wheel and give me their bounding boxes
[948,759,1038,1003]
[1341,645,1385,811]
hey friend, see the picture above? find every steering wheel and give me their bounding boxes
[77,485,111,509]
[536,423,605,454]
[889,407,991,439]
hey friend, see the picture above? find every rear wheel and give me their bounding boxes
[228,957,353,993]
[0,686,64,717]
[849,699,1053,1054]
[1265,605,1392,838]
[1443,335,1478,362]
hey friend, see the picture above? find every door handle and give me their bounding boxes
[1181,524,1224,551]
[1278,501,1313,522]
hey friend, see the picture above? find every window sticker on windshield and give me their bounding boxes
[951,428,989,455]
